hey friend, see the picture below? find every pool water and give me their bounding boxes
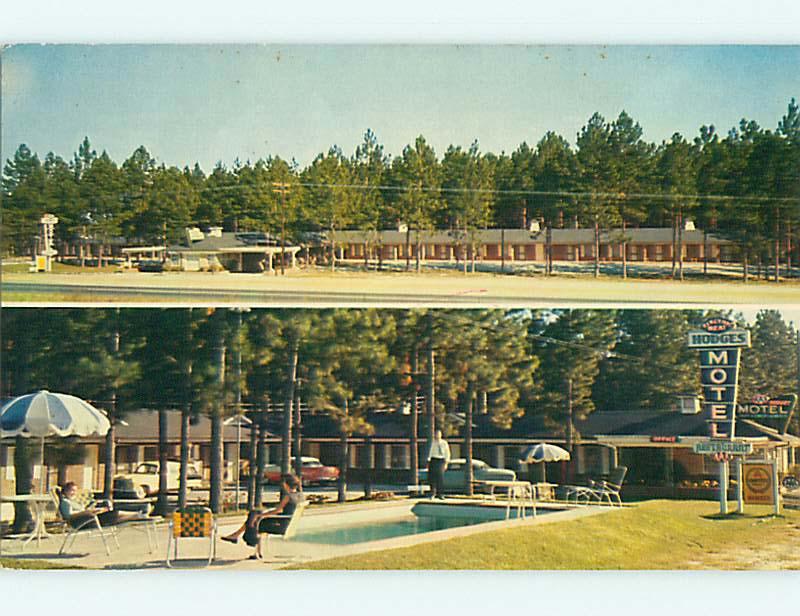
[294,516,489,545]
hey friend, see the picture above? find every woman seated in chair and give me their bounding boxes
[221,473,304,559]
[58,481,143,528]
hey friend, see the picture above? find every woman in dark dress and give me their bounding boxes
[222,473,304,559]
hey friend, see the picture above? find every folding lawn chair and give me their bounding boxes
[166,506,217,568]
[256,500,308,561]
[51,486,119,556]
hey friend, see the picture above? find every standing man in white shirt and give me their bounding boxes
[426,429,451,500]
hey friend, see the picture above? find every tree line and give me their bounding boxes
[2,308,796,531]
[3,100,799,279]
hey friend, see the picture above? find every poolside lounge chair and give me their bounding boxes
[565,466,628,506]
[256,500,308,561]
[51,486,119,556]
[166,506,217,568]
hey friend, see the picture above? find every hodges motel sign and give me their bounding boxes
[687,318,751,439]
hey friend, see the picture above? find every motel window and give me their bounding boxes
[390,445,408,469]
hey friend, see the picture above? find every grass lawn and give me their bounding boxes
[0,557,83,570]
[293,500,800,570]
[2,261,123,274]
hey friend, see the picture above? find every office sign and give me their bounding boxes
[693,440,753,455]
[687,318,751,438]
[742,463,775,505]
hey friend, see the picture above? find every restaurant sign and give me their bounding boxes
[693,440,753,455]
[687,318,751,438]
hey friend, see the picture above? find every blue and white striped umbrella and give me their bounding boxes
[520,443,571,464]
[0,390,110,438]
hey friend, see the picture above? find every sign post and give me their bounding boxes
[688,317,751,515]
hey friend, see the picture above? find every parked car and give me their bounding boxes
[263,456,339,486]
[137,259,164,272]
[114,460,203,498]
[418,458,516,492]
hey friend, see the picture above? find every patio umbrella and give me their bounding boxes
[0,391,110,554]
[0,390,110,439]
[519,443,571,483]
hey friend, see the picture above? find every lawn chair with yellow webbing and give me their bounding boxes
[166,506,217,568]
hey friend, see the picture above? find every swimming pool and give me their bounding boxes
[293,515,490,545]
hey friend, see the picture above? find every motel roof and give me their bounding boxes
[167,232,300,254]
[329,227,731,246]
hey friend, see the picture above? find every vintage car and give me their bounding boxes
[263,456,339,486]
[113,460,204,498]
[418,458,516,492]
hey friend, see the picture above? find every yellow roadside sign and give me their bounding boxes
[742,463,774,505]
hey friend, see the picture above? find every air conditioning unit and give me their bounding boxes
[398,223,408,233]
[684,219,696,231]
[207,226,223,238]
[528,220,541,232]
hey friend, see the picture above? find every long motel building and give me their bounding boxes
[329,226,735,264]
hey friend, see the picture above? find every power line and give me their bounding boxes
[195,180,800,206]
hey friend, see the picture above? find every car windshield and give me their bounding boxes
[303,461,322,468]
[473,461,489,469]
[136,463,157,474]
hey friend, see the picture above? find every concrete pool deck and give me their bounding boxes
[0,498,618,570]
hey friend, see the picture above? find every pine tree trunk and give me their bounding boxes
[415,231,422,273]
[743,250,749,283]
[622,219,628,280]
[12,436,34,533]
[593,217,600,278]
[465,388,474,497]
[338,400,349,503]
[246,411,258,509]
[282,338,299,494]
[102,425,115,500]
[671,211,678,278]
[155,409,169,515]
[405,228,411,271]
[426,346,436,444]
[678,207,684,281]
[546,223,553,276]
[330,225,336,273]
[703,230,709,276]
[774,214,781,282]
[409,350,420,486]
[254,413,267,508]
[500,228,506,273]
[178,405,190,511]
[209,317,226,514]
[364,434,374,499]
[293,394,302,480]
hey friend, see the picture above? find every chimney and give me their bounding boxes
[675,395,701,414]
[186,227,204,243]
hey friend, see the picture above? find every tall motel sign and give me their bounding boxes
[688,317,755,514]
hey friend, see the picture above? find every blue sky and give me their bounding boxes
[2,45,798,171]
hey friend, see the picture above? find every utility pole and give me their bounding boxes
[272,182,290,275]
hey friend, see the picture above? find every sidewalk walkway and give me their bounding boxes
[0,500,613,570]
